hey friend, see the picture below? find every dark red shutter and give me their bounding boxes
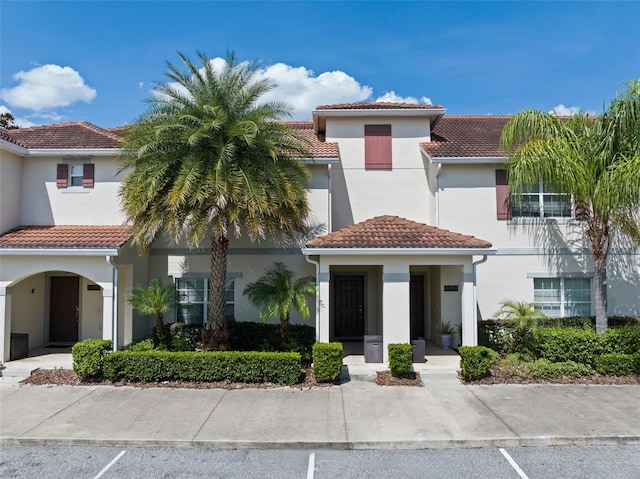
[82,163,95,188]
[56,164,68,188]
[365,124,392,169]
[495,169,512,220]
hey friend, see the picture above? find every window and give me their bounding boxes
[364,124,392,169]
[57,162,94,188]
[176,278,234,324]
[512,179,571,218]
[534,277,591,317]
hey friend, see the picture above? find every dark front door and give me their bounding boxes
[334,275,364,339]
[50,276,79,343]
[410,275,425,340]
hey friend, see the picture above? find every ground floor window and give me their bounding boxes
[176,278,234,324]
[533,277,591,317]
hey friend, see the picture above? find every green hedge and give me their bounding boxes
[72,339,112,378]
[600,326,640,355]
[459,346,500,380]
[531,327,604,366]
[312,342,343,383]
[102,350,301,384]
[388,343,413,377]
[595,353,637,376]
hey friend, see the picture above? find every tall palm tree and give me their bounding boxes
[501,80,640,333]
[243,262,316,346]
[126,278,175,344]
[119,52,312,347]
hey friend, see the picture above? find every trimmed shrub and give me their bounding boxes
[102,350,301,384]
[72,339,112,378]
[388,343,413,377]
[526,359,592,379]
[595,353,636,376]
[312,342,343,383]
[124,338,155,352]
[532,327,604,366]
[169,323,201,351]
[459,346,500,380]
[600,325,640,355]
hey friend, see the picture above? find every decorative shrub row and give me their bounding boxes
[72,339,112,378]
[102,350,301,384]
[459,346,500,380]
[312,342,343,383]
[502,354,591,379]
[388,343,413,377]
[595,353,640,376]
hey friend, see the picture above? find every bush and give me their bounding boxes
[312,342,343,383]
[532,327,604,366]
[227,322,315,361]
[595,353,637,376]
[169,323,201,351]
[102,350,301,384]
[388,343,413,377]
[72,339,112,378]
[526,359,592,379]
[600,325,640,355]
[459,346,500,380]
[124,338,155,352]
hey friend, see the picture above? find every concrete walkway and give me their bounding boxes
[2,372,639,449]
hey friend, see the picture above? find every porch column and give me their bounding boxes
[120,264,133,347]
[461,261,477,346]
[0,286,12,363]
[318,262,330,343]
[101,287,113,343]
[382,262,410,362]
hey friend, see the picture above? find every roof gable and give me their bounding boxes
[0,225,133,249]
[7,122,122,149]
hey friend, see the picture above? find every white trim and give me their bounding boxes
[314,108,446,118]
[429,155,506,164]
[0,248,120,256]
[0,139,29,155]
[299,157,340,164]
[27,148,118,157]
[301,247,495,256]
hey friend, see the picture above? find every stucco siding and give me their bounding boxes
[0,150,22,233]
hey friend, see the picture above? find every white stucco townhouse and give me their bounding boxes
[1,102,638,364]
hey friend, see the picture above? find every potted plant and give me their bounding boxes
[438,321,455,350]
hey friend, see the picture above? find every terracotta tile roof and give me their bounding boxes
[0,128,27,147]
[306,215,492,249]
[284,121,339,158]
[316,102,444,110]
[420,116,512,158]
[0,225,133,248]
[7,122,123,149]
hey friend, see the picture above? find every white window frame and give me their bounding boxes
[533,277,592,317]
[512,179,572,219]
[175,277,235,324]
[69,164,84,187]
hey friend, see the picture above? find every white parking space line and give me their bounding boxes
[499,448,529,479]
[307,452,315,479]
[93,450,126,479]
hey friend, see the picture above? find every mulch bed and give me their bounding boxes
[375,370,423,387]
[459,367,640,385]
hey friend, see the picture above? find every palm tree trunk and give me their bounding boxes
[206,232,229,349]
[594,256,608,334]
[281,313,290,347]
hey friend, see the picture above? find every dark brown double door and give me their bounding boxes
[333,274,425,340]
[49,276,79,343]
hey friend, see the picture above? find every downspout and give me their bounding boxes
[471,255,488,345]
[435,163,442,227]
[327,164,333,233]
[106,255,118,352]
[304,255,321,342]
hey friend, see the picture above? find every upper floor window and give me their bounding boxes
[57,163,94,189]
[512,179,571,218]
[176,277,235,324]
[534,277,591,317]
[364,124,392,169]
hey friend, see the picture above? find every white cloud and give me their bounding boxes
[0,105,36,127]
[550,104,596,116]
[375,91,432,105]
[138,82,145,89]
[1,64,96,110]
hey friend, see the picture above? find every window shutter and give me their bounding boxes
[82,163,95,188]
[365,124,392,169]
[574,200,590,221]
[495,169,512,220]
[56,164,68,188]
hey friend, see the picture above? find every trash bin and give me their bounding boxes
[10,333,28,361]
[412,339,426,363]
[364,335,383,363]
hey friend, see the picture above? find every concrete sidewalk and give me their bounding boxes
[1,373,639,450]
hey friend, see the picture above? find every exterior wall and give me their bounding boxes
[19,155,125,225]
[326,117,432,230]
[0,149,23,233]
[81,277,105,340]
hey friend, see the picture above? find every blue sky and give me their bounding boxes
[1,1,639,128]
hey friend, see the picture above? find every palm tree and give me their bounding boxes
[126,278,175,345]
[243,262,316,346]
[118,52,312,348]
[494,300,546,354]
[501,80,640,333]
